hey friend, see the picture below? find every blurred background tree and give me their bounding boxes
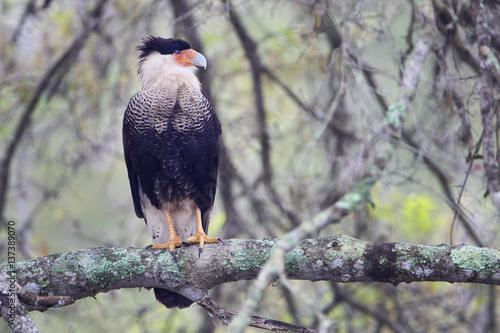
[1,0,499,332]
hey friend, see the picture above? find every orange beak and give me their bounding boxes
[173,49,207,69]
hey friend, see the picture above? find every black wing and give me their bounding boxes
[123,103,144,219]
[122,92,163,219]
[178,90,221,231]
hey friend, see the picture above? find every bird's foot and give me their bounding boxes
[152,236,184,262]
[187,232,221,257]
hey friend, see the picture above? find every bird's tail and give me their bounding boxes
[154,288,193,308]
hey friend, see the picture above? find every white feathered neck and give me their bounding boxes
[138,52,201,90]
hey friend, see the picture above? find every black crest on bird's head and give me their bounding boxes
[137,36,191,59]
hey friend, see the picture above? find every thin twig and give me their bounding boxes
[329,283,411,333]
[198,296,318,333]
[0,0,108,223]
[277,273,337,332]
[226,2,301,228]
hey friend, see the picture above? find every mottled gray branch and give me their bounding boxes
[0,269,39,333]
[3,235,500,326]
[472,0,500,211]
[385,0,436,130]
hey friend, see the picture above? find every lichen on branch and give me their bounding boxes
[2,234,500,315]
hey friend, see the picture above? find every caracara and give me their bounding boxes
[122,36,221,308]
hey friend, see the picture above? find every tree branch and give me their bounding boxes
[4,235,500,313]
[472,0,500,211]
[225,3,302,229]
[226,4,271,184]
[0,0,108,223]
[385,0,437,131]
[0,270,39,333]
[198,296,318,333]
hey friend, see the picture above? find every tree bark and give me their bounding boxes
[2,234,500,315]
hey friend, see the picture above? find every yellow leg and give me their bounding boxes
[152,211,183,260]
[187,207,220,256]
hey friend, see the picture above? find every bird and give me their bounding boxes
[122,36,222,308]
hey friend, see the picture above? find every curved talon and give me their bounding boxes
[188,207,222,257]
[152,240,183,250]
[170,251,177,263]
[187,233,220,245]
[187,231,221,258]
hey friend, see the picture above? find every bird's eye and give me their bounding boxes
[174,50,181,55]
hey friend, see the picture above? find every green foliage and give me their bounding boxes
[400,193,441,240]
[371,186,450,244]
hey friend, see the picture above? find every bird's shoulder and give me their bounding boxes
[124,85,220,136]
[126,89,177,113]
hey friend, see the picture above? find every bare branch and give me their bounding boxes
[0,0,109,223]
[225,3,301,228]
[198,296,318,333]
[386,0,436,131]
[472,0,500,211]
[0,269,39,333]
[329,283,410,333]
[225,4,271,184]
